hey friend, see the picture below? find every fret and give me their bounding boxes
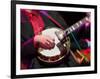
[66,26,75,34]
[79,21,82,25]
[66,28,71,34]
[76,23,79,27]
[70,27,73,32]
[73,23,79,29]
[71,26,75,31]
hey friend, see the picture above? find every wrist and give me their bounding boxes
[33,35,40,48]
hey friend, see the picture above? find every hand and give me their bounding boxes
[34,35,55,49]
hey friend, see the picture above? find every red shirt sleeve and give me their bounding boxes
[25,10,45,48]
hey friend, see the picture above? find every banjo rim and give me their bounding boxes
[37,55,65,63]
[38,47,69,63]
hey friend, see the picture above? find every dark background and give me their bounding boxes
[59,11,87,26]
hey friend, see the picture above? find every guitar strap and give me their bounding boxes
[40,11,64,30]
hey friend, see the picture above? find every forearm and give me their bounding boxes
[21,37,38,57]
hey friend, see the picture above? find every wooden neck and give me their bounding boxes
[64,16,89,35]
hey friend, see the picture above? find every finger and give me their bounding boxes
[40,42,50,49]
[46,37,55,44]
[50,37,55,42]
[46,36,55,42]
[46,40,55,49]
[45,41,53,48]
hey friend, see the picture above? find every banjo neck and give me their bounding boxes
[64,16,90,36]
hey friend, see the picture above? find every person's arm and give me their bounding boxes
[21,21,37,57]
[21,10,55,57]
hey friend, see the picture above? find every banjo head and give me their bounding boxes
[38,28,70,63]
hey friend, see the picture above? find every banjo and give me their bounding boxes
[37,16,90,64]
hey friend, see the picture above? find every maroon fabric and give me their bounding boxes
[22,10,45,48]
[28,11,45,35]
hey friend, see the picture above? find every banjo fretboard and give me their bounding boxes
[64,16,89,35]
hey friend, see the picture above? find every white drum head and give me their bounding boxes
[40,28,61,57]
